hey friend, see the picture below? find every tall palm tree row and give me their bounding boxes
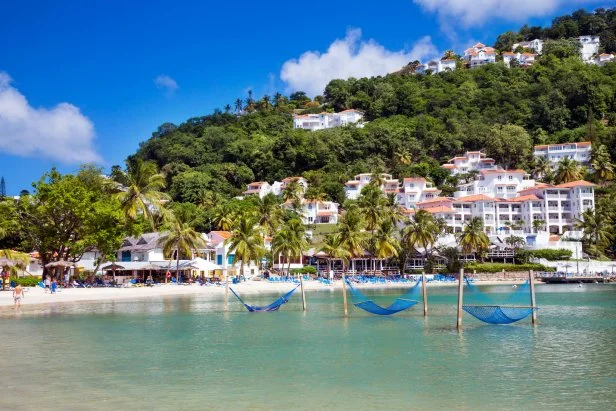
[590,144,614,183]
[337,205,366,274]
[320,232,350,274]
[574,209,614,257]
[272,218,309,276]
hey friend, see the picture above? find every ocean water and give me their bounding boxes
[1,284,615,410]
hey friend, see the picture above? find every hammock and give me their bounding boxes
[346,279,421,315]
[230,285,299,312]
[462,278,536,325]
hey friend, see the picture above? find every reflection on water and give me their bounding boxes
[0,284,614,410]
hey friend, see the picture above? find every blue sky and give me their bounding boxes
[0,0,606,194]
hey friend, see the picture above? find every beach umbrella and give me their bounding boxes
[45,260,76,268]
[101,262,125,285]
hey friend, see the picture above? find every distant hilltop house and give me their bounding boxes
[292,109,364,131]
[440,151,499,175]
[243,176,307,199]
[512,39,544,54]
[463,43,496,68]
[415,59,456,74]
[533,142,592,167]
[502,52,537,68]
[596,53,615,66]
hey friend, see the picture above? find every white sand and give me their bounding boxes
[0,278,530,309]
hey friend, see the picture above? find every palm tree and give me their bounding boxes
[395,149,412,166]
[273,92,284,107]
[337,205,366,274]
[159,216,206,282]
[574,209,614,257]
[373,221,400,271]
[253,193,281,237]
[234,98,243,114]
[211,203,236,231]
[505,235,525,262]
[223,104,232,114]
[556,157,583,184]
[225,214,265,279]
[320,232,351,274]
[357,185,386,271]
[458,217,490,260]
[112,159,169,225]
[282,179,303,204]
[532,219,546,233]
[272,219,308,276]
[402,210,439,271]
[443,49,456,60]
[591,144,614,182]
[533,156,552,181]
[0,249,29,289]
[262,95,271,111]
[368,173,386,189]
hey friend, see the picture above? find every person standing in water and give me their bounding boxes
[13,284,24,309]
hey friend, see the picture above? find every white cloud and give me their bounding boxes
[0,72,100,163]
[154,74,179,93]
[280,29,438,96]
[413,0,595,27]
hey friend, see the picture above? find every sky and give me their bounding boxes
[0,0,607,194]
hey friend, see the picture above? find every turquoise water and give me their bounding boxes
[1,284,615,410]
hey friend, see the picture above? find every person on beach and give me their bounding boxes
[13,284,24,309]
[51,278,57,294]
[44,275,51,293]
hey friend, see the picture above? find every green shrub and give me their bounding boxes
[290,266,318,275]
[464,263,554,273]
[516,249,572,262]
[9,276,42,287]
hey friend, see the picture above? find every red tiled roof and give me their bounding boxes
[441,164,456,168]
[345,181,361,186]
[505,194,540,202]
[210,231,232,240]
[555,180,596,188]
[423,206,455,214]
[317,211,335,216]
[243,189,261,194]
[456,194,495,203]
[417,197,451,206]
[403,177,427,182]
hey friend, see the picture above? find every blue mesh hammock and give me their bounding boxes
[346,278,421,315]
[230,285,299,312]
[462,278,536,325]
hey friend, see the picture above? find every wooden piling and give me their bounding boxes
[529,269,537,325]
[300,274,307,311]
[421,271,428,316]
[342,272,348,317]
[457,268,464,330]
[224,269,229,311]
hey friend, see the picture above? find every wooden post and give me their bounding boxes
[342,272,348,317]
[529,270,537,325]
[224,269,229,311]
[421,271,428,316]
[300,274,307,311]
[457,268,464,330]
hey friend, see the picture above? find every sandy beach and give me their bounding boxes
[0,278,530,310]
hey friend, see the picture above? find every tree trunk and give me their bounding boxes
[176,246,180,283]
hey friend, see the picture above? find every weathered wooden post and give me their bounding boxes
[457,268,464,330]
[342,272,348,317]
[224,269,229,311]
[300,274,307,311]
[529,269,537,325]
[421,271,428,316]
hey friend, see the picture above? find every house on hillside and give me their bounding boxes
[463,43,496,68]
[502,52,537,67]
[243,181,272,198]
[440,151,499,175]
[533,141,592,167]
[578,35,600,62]
[292,110,364,131]
[512,39,544,54]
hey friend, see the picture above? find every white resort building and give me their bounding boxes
[416,59,456,74]
[293,109,364,131]
[463,43,496,68]
[512,39,544,54]
[533,141,592,167]
[578,35,600,62]
[453,169,536,199]
[596,53,615,66]
[502,52,537,67]
[282,199,339,225]
[440,151,499,175]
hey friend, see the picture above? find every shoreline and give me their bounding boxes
[0,278,539,311]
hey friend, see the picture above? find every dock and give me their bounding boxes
[538,272,608,284]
